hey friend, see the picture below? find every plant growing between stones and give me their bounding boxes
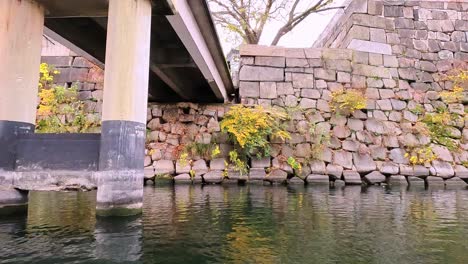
[410,105,425,116]
[287,157,302,174]
[229,150,249,176]
[184,142,219,160]
[404,146,437,166]
[36,63,99,133]
[308,123,331,160]
[329,89,367,116]
[221,105,291,158]
[420,110,460,151]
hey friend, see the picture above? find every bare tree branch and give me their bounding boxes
[208,0,344,46]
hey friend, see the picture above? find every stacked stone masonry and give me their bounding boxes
[237,43,468,183]
[39,0,468,187]
[41,55,104,130]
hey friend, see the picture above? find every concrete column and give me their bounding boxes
[97,0,152,216]
[0,0,44,170]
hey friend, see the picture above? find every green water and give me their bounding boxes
[1,184,468,263]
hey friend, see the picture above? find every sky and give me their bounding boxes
[214,0,347,54]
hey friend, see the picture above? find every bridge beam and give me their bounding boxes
[96,0,152,216]
[0,0,44,171]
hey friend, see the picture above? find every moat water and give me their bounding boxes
[1,184,468,263]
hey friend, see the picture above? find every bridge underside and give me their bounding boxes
[0,0,232,216]
[38,0,233,103]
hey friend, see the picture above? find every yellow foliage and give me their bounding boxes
[440,86,464,103]
[36,63,99,133]
[220,105,290,158]
[329,89,367,116]
[405,146,437,166]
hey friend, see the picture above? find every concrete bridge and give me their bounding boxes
[0,0,233,216]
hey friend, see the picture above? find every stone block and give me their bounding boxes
[322,49,353,60]
[292,73,314,88]
[370,28,387,43]
[384,5,403,17]
[277,82,294,95]
[286,58,309,67]
[174,174,192,183]
[352,14,387,29]
[454,165,468,180]
[364,171,386,185]
[285,48,306,58]
[154,160,175,175]
[427,20,454,32]
[314,69,336,81]
[369,53,383,66]
[454,20,468,31]
[306,174,329,184]
[389,175,408,185]
[239,65,284,81]
[255,56,285,67]
[41,56,73,67]
[295,143,311,158]
[353,64,391,78]
[259,82,277,99]
[426,176,444,185]
[380,162,399,175]
[337,72,351,83]
[210,158,226,171]
[390,148,408,164]
[342,171,362,185]
[348,39,392,55]
[249,168,266,181]
[266,169,288,183]
[192,160,208,176]
[365,118,385,134]
[432,161,454,178]
[395,18,414,29]
[289,177,305,184]
[301,89,321,99]
[251,157,271,168]
[239,82,260,98]
[144,167,155,179]
[316,99,330,112]
[348,25,370,40]
[326,60,352,72]
[304,48,322,59]
[333,150,353,169]
[333,126,351,139]
[353,153,377,173]
[398,68,417,81]
[299,98,316,109]
[310,160,326,174]
[368,0,383,15]
[203,171,224,184]
[342,140,359,151]
[176,160,191,174]
[326,164,343,179]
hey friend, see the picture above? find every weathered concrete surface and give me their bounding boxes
[11,171,96,191]
[95,170,144,216]
[0,186,28,215]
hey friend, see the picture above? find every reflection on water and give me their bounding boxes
[0,185,467,263]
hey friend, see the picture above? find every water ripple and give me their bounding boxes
[0,186,467,263]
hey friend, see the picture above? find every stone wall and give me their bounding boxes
[39,0,468,187]
[314,0,468,59]
[141,0,468,185]
[235,43,467,186]
[40,55,104,127]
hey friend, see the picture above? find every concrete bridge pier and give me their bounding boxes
[96,0,152,216]
[0,0,44,174]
